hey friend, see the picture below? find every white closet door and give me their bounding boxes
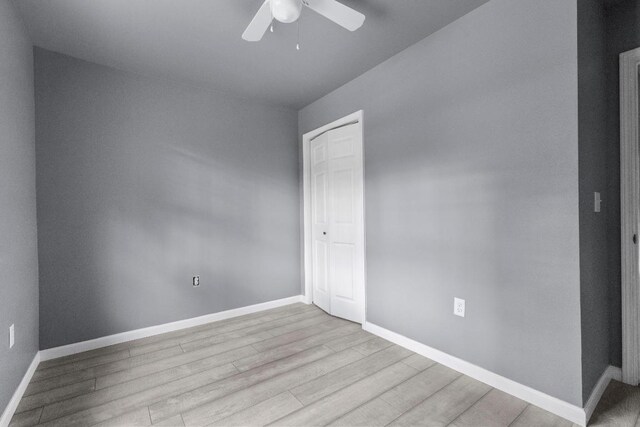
[310,122,364,323]
[310,133,331,314]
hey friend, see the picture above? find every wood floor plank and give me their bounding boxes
[27,346,184,396]
[589,381,640,427]
[175,304,316,344]
[177,349,365,426]
[36,304,311,373]
[324,330,376,352]
[269,361,419,426]
[126,303,315,358]
[378,363,461,413]
[37,343,130,371]
[8,407,42,427]
[173,310,327,355]
[388,375,491,427]
[254,311,330,337]
[93,407,152,427]
[247,319,351,353]
[327,397,402,427]
[15,378,95,414]
[147,345,344,423]
[233,323,361,372]
[401,353,436,371]
[38,363,239,427]
[32,349,131,382]
[209,391,303,427]
[350,336,394,356]
[152,414,185,426]
[289,345,413,405]
[96,334,264,389]
[129,309,316,357]
[40,345,256,422]
[510,405,574,427]
[449,388,527,427]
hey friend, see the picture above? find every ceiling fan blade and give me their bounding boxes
[304,0,365,31]
[242,0,273,42]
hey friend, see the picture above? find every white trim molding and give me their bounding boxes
[620,46,640,386]
[40,295,305,361]
[584,366,622,424]
[0,352,40,427]
[363,321,602,427]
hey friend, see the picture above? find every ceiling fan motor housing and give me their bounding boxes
[271,0,303,23]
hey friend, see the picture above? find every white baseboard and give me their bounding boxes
[363,321,589,426]
[0,351,40,427]
[40,295,304,362]
[584,365,621,424]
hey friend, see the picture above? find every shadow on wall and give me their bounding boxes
[299,0,581,403]
[36,49,300,349]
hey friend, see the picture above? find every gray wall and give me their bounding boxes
[0,0,39,415]
[603,0,640,368]
[35,49,300,349]
[578,0,610,403]
[299,0,583,405]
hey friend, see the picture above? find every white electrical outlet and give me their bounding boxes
[193,276,200,287]
[454,298,465,317]
[9,324,14,349]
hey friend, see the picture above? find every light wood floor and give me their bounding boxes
[6,302,615,427]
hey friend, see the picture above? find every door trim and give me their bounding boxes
[621,47,640,385]
[302,110,365,322]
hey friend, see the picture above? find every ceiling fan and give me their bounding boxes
[242,0,365,42]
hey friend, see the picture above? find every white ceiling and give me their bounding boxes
[14,0,489,108]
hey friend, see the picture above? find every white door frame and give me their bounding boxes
[621,47,640,385]
[302,110,366,322]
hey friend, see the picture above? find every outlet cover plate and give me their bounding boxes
[454,298,465,317]
[193,276,200,287]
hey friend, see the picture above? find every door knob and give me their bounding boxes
[323,231,327,235]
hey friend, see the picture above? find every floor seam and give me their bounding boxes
[295,359,425,425]
[507,404,530,427]
[445,386,494,426]
[381,371,464,426]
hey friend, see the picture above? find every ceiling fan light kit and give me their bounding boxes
[271,0,303,23]
[242,0,365,43]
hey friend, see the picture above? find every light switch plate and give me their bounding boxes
[454,298,465,317]
[9,324,14,349]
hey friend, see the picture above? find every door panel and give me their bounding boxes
[314,240,329,292]
[310,133,331,313]
[332,170,354,223]
[331,243,355,300]
[313,172,327,224]
[329,133,354,158]
[327,123,364,323]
